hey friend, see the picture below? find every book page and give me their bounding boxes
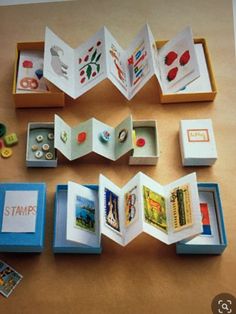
[165,172,202,244]
[99,174,125,245]
[125,24,155,99]
[122,173,143,246]
[44,27,75,97]
[158,27,200,93]
[104,27,129,98]
[54,114,72,160]
[74,27,107,98]
[139,173,169,244]
[66,182,100,248]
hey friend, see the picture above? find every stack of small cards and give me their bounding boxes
[0,260,22,298]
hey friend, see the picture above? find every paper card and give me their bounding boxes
[16,50,48,92]
[99,174,125,245]
[139,173,169,244]
[126,25,154,99]
[158,27,200,93]
[0,260,22,298]
[165,172,202,244]
[66,182,100,248]
[105,28,129,97]
[121,173,143,246]
[75,27,107,98]
[44,27,75,97]
[1,190,38,233]
[54,114,72,160]
[114,116,133,160]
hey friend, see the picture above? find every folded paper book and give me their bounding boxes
[53,172,202,252]
[44,25,200,100]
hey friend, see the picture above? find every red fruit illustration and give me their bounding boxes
[92,72,96,77]
[165,51,178,66]
[96,41,101,46]
[80,70,85,76]
[84,55,89,62]
[179,50,190,66]
[88,46,94,52]
[80,77,86,84]
[79,58,82,64]
[167,67,178,82]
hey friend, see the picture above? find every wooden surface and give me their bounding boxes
[0,1,235,313]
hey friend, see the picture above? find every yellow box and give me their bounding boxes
[156,38,217,103]
[13,42,65,108]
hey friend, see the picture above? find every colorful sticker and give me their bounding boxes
[170,185,193,231]
[0,260,22,298]
[125,186,138,227]
[104,188,120,232]
[200,203,212,235]
[128,41,149,88]
[75,195,96,233]
[78,40,102,85]
[143,186,167,233]
[187,129,210,142]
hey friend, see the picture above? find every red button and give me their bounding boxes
[136,138,145,147]
[77,132,86,143]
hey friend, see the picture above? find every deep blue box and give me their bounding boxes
[53,184,102,254]
[0,183,46,252]
[176,183,227,255]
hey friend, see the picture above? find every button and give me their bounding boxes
[0,123,6,137]
[35,150,43,159]
[77,132,86,144]
[45,152,53,160]
[36,134,44,143]
[118,128,128,143]
[31,144,38,151]
[1,147,12,158]
[42,144,50,152]
[60,131,68,143]
[4,133,18,147]
[48,132,54,140]
[100,130,111,143]
[136,138,145,147]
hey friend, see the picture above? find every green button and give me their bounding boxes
[4,133,18,147]
[0,123,6,137]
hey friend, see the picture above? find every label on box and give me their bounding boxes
[187,129,209,142]
[1,190,38,233]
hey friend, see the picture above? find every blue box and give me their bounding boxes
[176,183,227,254]
[53,184,102,254]
[0,183,46,252]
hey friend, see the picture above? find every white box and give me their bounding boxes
[179,119,217,166]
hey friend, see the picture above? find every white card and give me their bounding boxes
[1,191,38,233]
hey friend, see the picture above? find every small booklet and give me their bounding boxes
[65,172,202,247]
[0,260,22,298]
[44,25,199,99]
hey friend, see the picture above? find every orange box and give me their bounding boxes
[156,38,217,103]
[13,42,65,108]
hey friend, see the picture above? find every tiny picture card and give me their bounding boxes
[67,182,100,248]
[200,203,212,235]
[125,186,138,228]
[16,51,48,92]
[104,188,120,233]
[0,260,22,298]
[158,27,199,93]
[1,190,38,233]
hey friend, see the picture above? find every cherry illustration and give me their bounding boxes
[88,46,94,52]
[179,50,190,66]
[165,51,178,66]
[97,41,101,46]
[167,67,178,82]
[80,77,86,84]
[92,72,96,77]
[84,55,89,62]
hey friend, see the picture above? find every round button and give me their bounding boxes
[118,128,128,143]
[1,147,12,158]
[60,131,68,143]
[35,150,43,159]
[36,135,44,143]
[100,131,111,143]
[77,132,86,144]
[0,123,6,138]
[45,152,53,160]
[31,144,38,151]
[42,144,50,152]
[48,132,54,140]
[136,138,146,147]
